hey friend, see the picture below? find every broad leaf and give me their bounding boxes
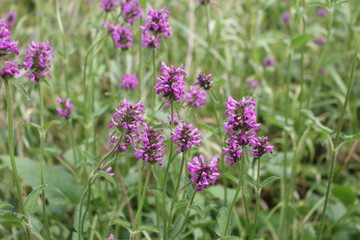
[260,176,280,189]
[73,204,89,232]
[23,122,43,131]
[110,218,131,231]
[11,78,29,100]
[300,109,333,134]
[215,207,229,238]
[169,214,185,239]
[98,170,115,184]
[245,174,257,188]
[0,202,13,210]
[43,120,61,131]
[138,225,160,233]
[190,204,204,217]
[0,210,26,222]
[291,34,314,47]
[25,184,47,214]
[223,173,239,184]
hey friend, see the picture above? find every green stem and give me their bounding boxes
[170,186,197,240]
[317,35,359,240]
[152,49,157,119]
[69,119,78,165]
[205,4,211,44]
[131,165,152,240]
[78,176,96,240]
[251,158,261,240]
[138,18,143,101]
[38,82,51,240]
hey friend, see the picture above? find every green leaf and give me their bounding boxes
[209,90,219,104]
[169,214,185,239]
[195,123,217,135]
[73,204,89,232]
[300,109,333,134]
[223,173,239,184]
[183,176,194,200]
[139,0,146,7]
[25,184,47,214]
[291,34,314,47]
[0,202,13,210]
[138,225,160,233]
[98,170,115,184]
[342,133,360,142]
[245,174,257,189]
[81,150,96,161]
[190,204,204,217]
[335,0,348,5]
[215,207,229,238]
[23,122,43,131]
[0,210,26,222]
[309,1,328,7]
[11,78,29,100]
[43,120,61,131]
[148,189,170,202]
[260,176,280,189]
[153,123,170,130]
[110,218,131,230]
[220,236,241,240]
[332,185,356,205]
[173,199,188,211]
[91,104,111,119]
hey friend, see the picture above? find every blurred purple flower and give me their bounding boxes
[5,12,16,29]
[263,56,275,68]
[134,123,166,166]
[121,0,142,24]
[246,77,260,89]
[318,67,325,73]
[170,122,201,152]
[281,12,290,24]
[198,0,211,4]
[155,61,187,103]
[195,73,212,90]
[250,136,274,157]
[0,60,19,79]
[317,8,328,17]
[106,135,132,153]
[120,73,138,91]
[56,97,75,119]
[314,37,325,46]
[100,0,118,12]
[108,234,116,240]
[104,22,133,50]
[0,18,19,56]
[24,41,54,83]
[167,112,179,126]
[187,154,220,191]
[185,86,207,107]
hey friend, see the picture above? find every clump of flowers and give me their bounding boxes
[281,12,290,24]
[185,86,207,107]
[246,77,260,89]
[187,154,220,191]
[263,56,275,68]
[170,122,201,152]
[0,60,19,79]
[120,73,138,91]
[108,234,116,240]
[317,7,328,17]
[121,0,142,24]
[106,135,132,153]
[56,97,75,120]
[5,12,16,29]
[23,41,54,83]
[141,6,171,49]
[0,18,19,56]
[155,61,187,103]
[104,22,133,50]
[250,136,274,157]
[108,99,145,135]
[100,0,118,12]
[134,123,166,166]
[195,73,212,90]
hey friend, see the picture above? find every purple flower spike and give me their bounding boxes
[187,154,220,191]
[155,61,187,103]
[0,19,19,56]
[317,8,328,17]
[120,74,138,91]
[314,37,325,46]
[170,122,201,152]
[250,136,274,157]
[106,135,132,153]
[0,60,20,79]
[263,56,275,68]
[56,97,75,119]
[134,123,166,166]
[185,86,207,107]
[246,77,260,89]
[108,99,145,135]
[24,41,54,83]
[195,73,212,90]
[281,12,290,24]
[5,12,16,29]
[222,138,243,165]
[100,0,118,12]
[121,0,142,24]
[141,6,171,49]
[104,22,133,50]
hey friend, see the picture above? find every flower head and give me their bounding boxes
[0,19,18,56]
[198,0,211,4]
[167,113,179,126]
[281,12,290,24]
[263,56,275,68]
[24,41,54,83]
[100,0,118,12]
[120,74,138,91]
[56,97,75,119]
[108,234,116,240]
[134,123,166,166]
[185,86,207,107]
[104,22,133,50]
[170,122,201,152]
[121,0,142,24]
[106,134,132,153]
[108,99,145,135]
[5,12,16,29]
[155,61,187,103]
[195,73,212,90]
[250,136,274,157]
[0,60,19,79]
[314,37,325,46]
[222,138,243,165]
[187,155,220,191]
[317,7,328,17]
[246,77,260,89]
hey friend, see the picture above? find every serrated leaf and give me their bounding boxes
[81,150,96,161]
[245,174,257,188]
[174,199,188,210]
[215,207,229,238]
[148,189,170,202]
[342,133,360,142]
[0,202,13,210]
[300,109,333,134]
[169,214,185,239]
[23,122,43,131]
[0,210,26,222]
[138,225,159,233]
[190,204,204,217]
[25,184,47,214]
[11,78,29,100]
[98,170,115,184]
[260,176,280,189]
[73,204,89,232]
[110,218,131,230]
[43,120,61,131]
[291,34,314,47]
[223,173,239,184]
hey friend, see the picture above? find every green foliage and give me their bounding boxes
[24,184,47,214]
[215,207,230,238]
